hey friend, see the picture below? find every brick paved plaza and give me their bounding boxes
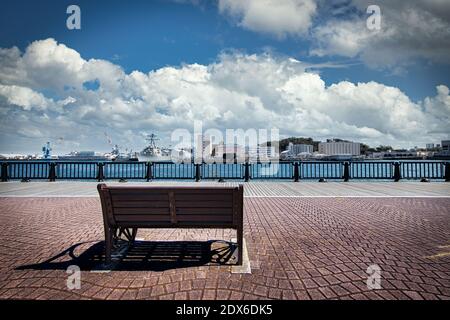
[0,194,449,300]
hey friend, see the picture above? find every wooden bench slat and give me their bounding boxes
[114,214,171,222]
[116,222,235,228]
[114,207,170,215]
[110,189,169,194]
[175,207,233,215]
[174,194,233,201]
[114,215,232,223]
[173,201,233,208]
[114,208,232,215]
[176,221,234,226]
[112,194,169,201]
[112,201,171,208]
[176,215,232,222]
[113,201,233,209]
[109,188,235,194]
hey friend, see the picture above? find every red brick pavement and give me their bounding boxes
[0,197,449,300]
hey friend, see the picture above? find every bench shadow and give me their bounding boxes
[16,240,237,272]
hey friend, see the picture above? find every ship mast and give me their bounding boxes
[145,134,160,148]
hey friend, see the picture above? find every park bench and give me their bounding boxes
[97,184,244,265]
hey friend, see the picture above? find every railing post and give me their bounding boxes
[244,162,250,182]
[195,163,201,182]
[293,162,299,182]
[97,163,105,182]
[48,162,56,182]
[444,162,450,182]
[145,162,153,181]
[1,162,8,182]
[393,162,401,182]
[343,162,350,182]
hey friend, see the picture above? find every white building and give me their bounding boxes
[194,135,214,160]
[318,141,361,156]
[288,143,313,155]
[426,143,435,150]
[246,146,277,161]
[201,135,213,158]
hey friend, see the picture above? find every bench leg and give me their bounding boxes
[237,226,243,266]
[119,227,137,243]
[105,227,135,264]
[105,227,113,264]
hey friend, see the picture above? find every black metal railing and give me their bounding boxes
[1,160,449,182]
[6,161,49,180]
[300,161,343,180]
[400,161,444,180]
[350,161,393,179]
[201,162,243,180]
[251,162,293,180]
[57,162,98,180]
[151,162,195,180]
[103,162,147,180]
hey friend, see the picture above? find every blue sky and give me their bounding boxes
[1,0,448,100]
[0,0,449,153]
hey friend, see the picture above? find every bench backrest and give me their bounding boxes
[97,184,243,229]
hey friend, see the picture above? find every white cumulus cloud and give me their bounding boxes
[310,0,450,68]
[218,0,317,38]
[0,38,449,154]
[213,0,450,69]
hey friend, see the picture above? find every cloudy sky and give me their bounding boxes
[0,0,449,154]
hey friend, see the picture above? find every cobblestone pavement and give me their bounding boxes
[1,181,450,197]
[0,197,449,300]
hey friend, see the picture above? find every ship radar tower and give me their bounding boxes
[145,134,160,149]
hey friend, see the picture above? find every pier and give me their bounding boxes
[1,181,450,197]
[0,181,449,300]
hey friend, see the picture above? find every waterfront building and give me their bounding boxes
[435,140,450,157]
[246,146,277,161]
[368,150,419,159]
[318,141,361,156]
[194,134,214,161]
[287,143,313,155]
[201,135,213,159]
